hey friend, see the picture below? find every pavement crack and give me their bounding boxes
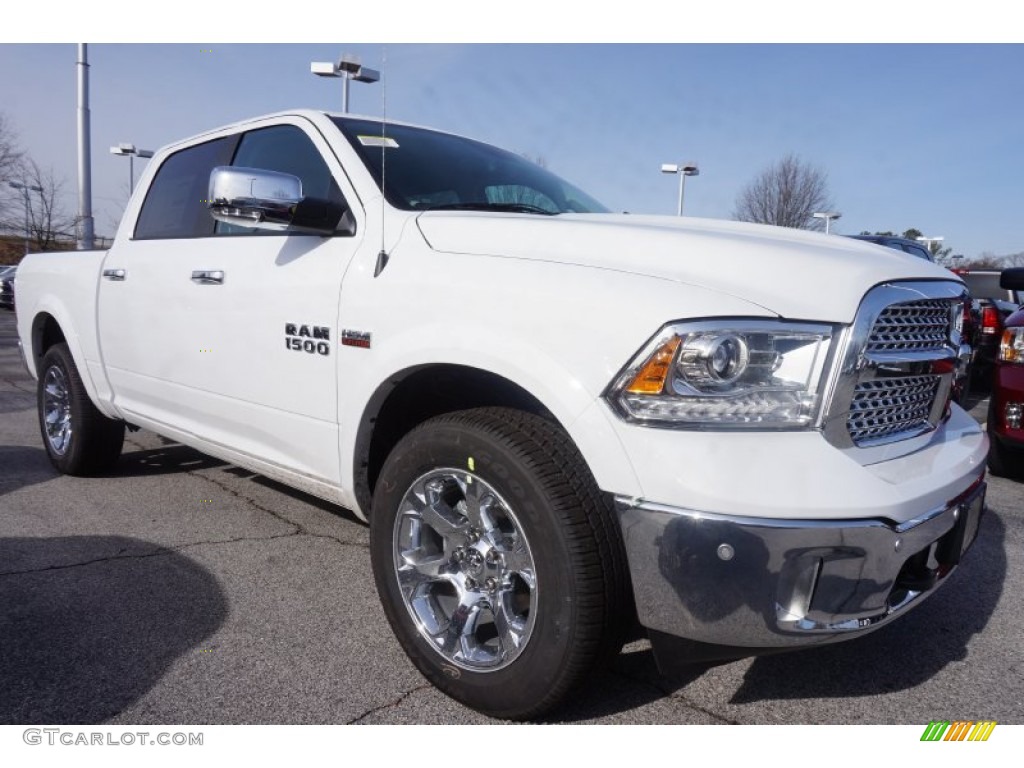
[603,666,740,725]
[2,377,34,394]
[122,437,369,551]
[665,694,740,725]
[346,684,433,724]
[0,531,369,579]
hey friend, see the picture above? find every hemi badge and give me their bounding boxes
[341,330,372,349]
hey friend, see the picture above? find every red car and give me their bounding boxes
[988,268,1024,476]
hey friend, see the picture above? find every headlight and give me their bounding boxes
[999,327,1024,363]
[607,320,835,428]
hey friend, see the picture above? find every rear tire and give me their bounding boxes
[37,343,125,475]
[369,407,632,720]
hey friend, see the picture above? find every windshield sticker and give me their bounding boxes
[357,135,399,148]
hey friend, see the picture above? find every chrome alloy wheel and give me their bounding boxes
[42,365,73,456]
[392,469,538,671]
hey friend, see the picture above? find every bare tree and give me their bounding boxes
[0,112,25,230]
[518,152,549,170]
[1002,251,1024,267]
[733,154,834,231]
[959,253,1005,270]
[11,160,77,252]
[0,113,22,177]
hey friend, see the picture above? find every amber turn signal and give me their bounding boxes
[625,337,681,395]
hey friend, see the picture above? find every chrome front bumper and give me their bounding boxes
[616,478,985,650]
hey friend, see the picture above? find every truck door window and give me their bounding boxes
[216,124,346,236]
[134,136,238,240]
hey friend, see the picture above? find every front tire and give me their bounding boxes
[37,343,125,475]
[370,408,631,720]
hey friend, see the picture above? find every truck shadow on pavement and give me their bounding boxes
[550,510,1006,722]
[0,446,59,498]
[0,388,35,416]
[112,440,228,477]
[0,535,227,724]
[114,439,364,525]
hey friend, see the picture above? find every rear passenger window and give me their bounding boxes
[134,136,237,240]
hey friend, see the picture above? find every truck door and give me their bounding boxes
[98,117,364,486]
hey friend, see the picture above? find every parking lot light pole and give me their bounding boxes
[916,235,945,258]
[311,55,380,113]
[110,144,154,198]
[8,181,44,256]
[812,211,842,234]
[660,162,700,216]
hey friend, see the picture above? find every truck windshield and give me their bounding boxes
[332,117,609,215]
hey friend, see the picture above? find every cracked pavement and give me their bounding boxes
[1,311,1023,724]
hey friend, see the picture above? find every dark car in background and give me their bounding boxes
[847,235,935,262]
[987,268,1024,477]
[0,265,16,311]
[955,269,1022,389]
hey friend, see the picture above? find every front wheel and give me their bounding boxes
[37,343,125,475]
[370,408,632,720]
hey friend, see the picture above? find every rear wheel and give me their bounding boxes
[369,407,632,720]
[37,343,125,475]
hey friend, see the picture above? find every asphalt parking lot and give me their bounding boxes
[1,309,1022,725]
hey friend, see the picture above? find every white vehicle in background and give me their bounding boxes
[14,110,988,719]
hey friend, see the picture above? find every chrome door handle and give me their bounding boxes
[102,268,126,281]
[191,270,225,285]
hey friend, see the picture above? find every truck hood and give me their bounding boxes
[416,212,961,323]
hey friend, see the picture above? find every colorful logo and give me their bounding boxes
[921,720,997,741]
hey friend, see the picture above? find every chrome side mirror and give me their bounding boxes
[208,166,303,232]
[207,166,349,235]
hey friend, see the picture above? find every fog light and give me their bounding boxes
[1006,402,1023,430]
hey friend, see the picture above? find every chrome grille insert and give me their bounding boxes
[866,300,953,354]
[847,375,940,446]
[822,281,967,452]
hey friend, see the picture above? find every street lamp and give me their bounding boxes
[110,143,154,197]
[311,54,380,113]
[660,162,699,217]
[8,181,44,256]
[812,211,842,234]
[916,235,944,258]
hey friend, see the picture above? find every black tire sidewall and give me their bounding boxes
[370,417,591,718]
[38,344,80,473]
[37,343,122,475]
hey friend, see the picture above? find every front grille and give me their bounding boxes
[824,282,965,451]
[847,375,940,445]
[866,299,953,354]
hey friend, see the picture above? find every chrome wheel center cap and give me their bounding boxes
[463,549,485,577]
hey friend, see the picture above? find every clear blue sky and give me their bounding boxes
[1,42,1021,256]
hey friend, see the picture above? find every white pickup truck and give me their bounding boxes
[15,110,988,719]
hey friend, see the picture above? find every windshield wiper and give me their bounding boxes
[421,202,558,216]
